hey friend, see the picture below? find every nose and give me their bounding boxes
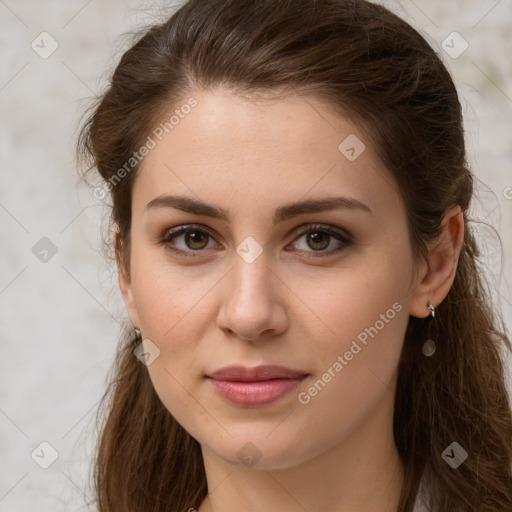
[216,251,289,341]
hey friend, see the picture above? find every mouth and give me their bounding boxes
[206,365,309,407]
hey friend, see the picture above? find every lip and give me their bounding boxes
[207,365,308,407]
[208,364,308,381]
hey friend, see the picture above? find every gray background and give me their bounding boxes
[1,0,511,509]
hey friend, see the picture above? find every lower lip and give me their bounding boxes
[208,377,306,407]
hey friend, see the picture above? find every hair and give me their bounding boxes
[76,0,512,510]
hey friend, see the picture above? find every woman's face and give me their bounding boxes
[120,89,423,470]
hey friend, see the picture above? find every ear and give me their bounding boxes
[115,224,141,328]
[409,205,465,318]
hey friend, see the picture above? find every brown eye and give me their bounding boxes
[306,231,331,251]
[160,225,219,255]
[183,230,210,250]
[289,224,353,257]
[160,223,352,259]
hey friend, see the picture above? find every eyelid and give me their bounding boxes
[291,223,352,241]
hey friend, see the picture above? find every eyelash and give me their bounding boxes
[159,223,353,259]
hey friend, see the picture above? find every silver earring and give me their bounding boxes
[422,338,436,357]
[134,327,142,344]
[427,301,436,318]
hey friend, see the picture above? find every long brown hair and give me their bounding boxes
[76,0,512,510]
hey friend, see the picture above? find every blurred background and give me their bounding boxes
[0,0,511,509]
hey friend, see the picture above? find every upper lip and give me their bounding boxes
[207,365,308,382]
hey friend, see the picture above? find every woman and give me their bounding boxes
[77,0,512,510]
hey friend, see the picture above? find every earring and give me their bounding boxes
[422,338,436,357]
[134,327,142,345]
[427,301,436,318]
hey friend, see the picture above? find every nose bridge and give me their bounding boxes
[230,245,273,306]
[217,245,287,339]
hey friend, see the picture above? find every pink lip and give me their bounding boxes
[207,365,308,407]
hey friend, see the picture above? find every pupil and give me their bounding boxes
[308,231,329,250]
[186,231,207,249]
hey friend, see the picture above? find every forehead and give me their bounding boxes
[133,88,402,220]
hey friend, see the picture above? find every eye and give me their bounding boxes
[160,225,219,256]
[159,223,353,259]
[287,224,353,257]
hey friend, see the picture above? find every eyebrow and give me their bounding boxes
[144,194,372,223]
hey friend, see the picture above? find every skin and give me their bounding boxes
[118,88,464,512]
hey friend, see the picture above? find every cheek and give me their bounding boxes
[302,246,413,391]
[304,253,410,337]
[131,270,214,434]
[292,268,410,456]
[130,247,217,345]
[128,250,222,416]
[308,286,408,394]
